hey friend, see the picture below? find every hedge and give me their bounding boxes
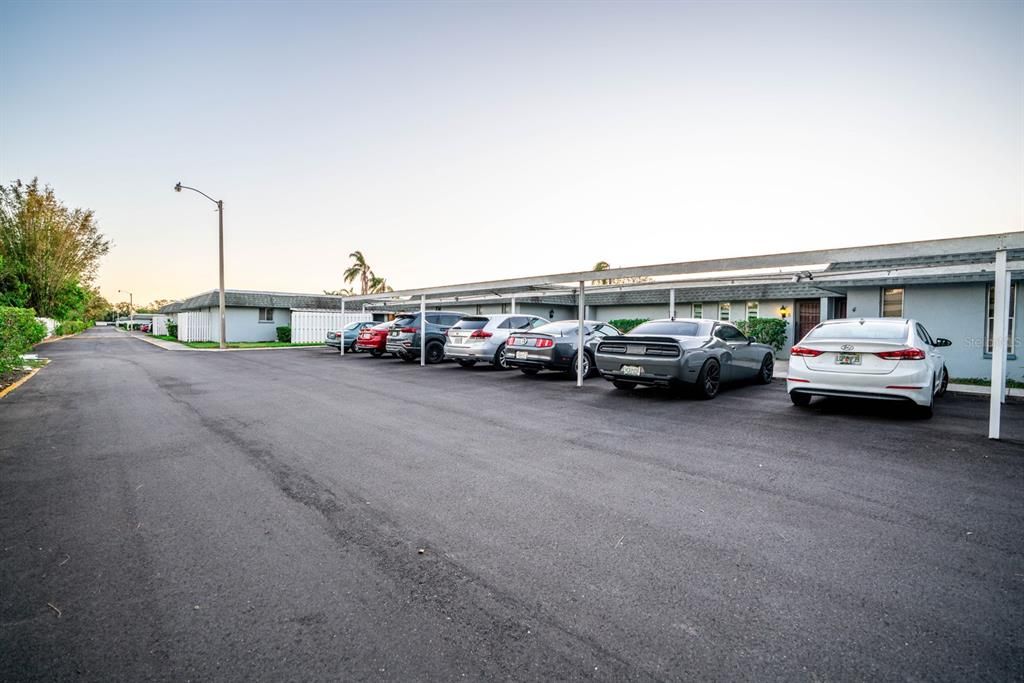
[167,321,178,338]
[55,320,88,336]
[735,317,788,352]
[276,325,291,343]
[0,307,47,375]
[607,318,649,334]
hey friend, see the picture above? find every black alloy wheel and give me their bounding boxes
[757,354,774,384]
[695,359,720,399]
[426,342,445,364]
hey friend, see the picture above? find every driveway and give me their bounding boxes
[2,327,1022,680]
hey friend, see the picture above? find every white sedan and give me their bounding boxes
[786,318,950,417]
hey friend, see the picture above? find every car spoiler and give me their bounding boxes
[600,335,695,344]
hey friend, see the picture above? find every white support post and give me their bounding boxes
[989,250,1007,439]
[669,288,676,319]
[340,299,345,356]
[420,294,426,367]
[577,280,585,388]
[1002,271,1012,403]
[510,295,516,314]
[819,297,829,323]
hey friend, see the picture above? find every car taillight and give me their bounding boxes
[875,348,926,360]
[470,330,492,338]
[790,346,823,357]
[508,336,517,345]
[536,338,553,348]
[401,327,417,333]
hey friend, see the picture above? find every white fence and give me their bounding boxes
[177,310,215,342]
[290,309,374,343]
[151,314,170,336]
[36,317,58,337]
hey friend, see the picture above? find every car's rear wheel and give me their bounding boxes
[348,340,358,353]
[569,352,594,379]
[790,391,811,407]
[520,368,540,376]
[612,380,636,391]
[425,342,445,364]
[401,354,416,363]
[457,359,476,368]
[369,348,383,358]
[694,359,720,399]
[757,354,774,384]
[936,366,949,397]
[494,343,510,370]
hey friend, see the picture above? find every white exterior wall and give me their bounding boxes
[290,310,373,343]
[177,309,216,342]
[150,315,171,336]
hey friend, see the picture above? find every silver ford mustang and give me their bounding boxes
[594,318,775,399]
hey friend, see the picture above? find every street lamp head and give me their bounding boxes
[174,182,182,192]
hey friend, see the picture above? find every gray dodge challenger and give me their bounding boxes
[595,318,775,399]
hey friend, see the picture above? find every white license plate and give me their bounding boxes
[621,365,643,376]
[516,350,529,359]
[835,353,861,365]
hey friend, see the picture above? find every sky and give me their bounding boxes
[1,0,1022,308]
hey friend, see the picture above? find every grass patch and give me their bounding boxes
[182,341,322,349]
[150,334,180,342]
[952,377,1024,389]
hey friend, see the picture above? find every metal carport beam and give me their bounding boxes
[577,280,585,387]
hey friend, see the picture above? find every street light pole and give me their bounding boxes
[175,182,226,349]
[118,289,133,331]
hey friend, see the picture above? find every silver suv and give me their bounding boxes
[444,314,548,369]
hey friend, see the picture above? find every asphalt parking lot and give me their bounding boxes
[2,327,1022,681]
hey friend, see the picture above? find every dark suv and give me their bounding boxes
[384,311,465,363]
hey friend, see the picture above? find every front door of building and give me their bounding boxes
[796,299,821,342]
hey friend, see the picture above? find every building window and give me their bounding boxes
[881,288,904,317]
[719,302,730,321]
[986,283,1017,355]
[746,301,758,320]
[258,307,274,323]
[692,303,703,318]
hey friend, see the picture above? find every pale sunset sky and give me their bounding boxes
[2,0,1021,307]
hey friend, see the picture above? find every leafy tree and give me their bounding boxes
[324,288,354,296]
[0,179,111,318]
[592,261,611,286]
[589,260,653,286]
[84,290,112,321]
[137,299,173,313]
[0,306,47,375]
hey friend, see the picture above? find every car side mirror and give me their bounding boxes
[934,338,952,347]
[748,336,757,344]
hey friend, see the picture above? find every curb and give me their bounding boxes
[127,333,322,352]
[0,362,48,400]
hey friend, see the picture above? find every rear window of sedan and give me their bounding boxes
[451,317,488,330]
[392,316,417,326]
[805,321,908,341]
[630,321,703,336]
[532,321,589,335]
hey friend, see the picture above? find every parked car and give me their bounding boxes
[595,318,775,399]
[444,314,549,368]
[505,320,621,378]
[355,321,395,357]
[385,311,465,363]
[140,324,151,333]
[786,318,950,417]
[326,321,377,352]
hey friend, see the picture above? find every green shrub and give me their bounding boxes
[276,325,291,343]
[167,321,178,338]
[55,320,88,336]
[0,307,47,375]
[735,317,789,352]
[607,318,649,334]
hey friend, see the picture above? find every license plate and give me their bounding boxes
[621,365,643,376]
[516,350,528,359]
[835,353,861,365]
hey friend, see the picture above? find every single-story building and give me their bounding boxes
[160,290,368,343]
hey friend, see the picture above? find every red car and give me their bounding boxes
[355,321,394,357]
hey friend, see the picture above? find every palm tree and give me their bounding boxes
[343,251,373,295]
[368,275,393,294]
[592,260,611,286]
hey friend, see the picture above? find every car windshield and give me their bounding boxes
[531,321,590,336]
[630,321,702,336]
[805,321,908,341]
[452,318,488,330]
